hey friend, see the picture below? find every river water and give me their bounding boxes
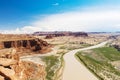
[62,41,108,80]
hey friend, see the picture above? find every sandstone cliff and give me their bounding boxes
[0,34,51,80]
[0,47,46,80]
[0,38,49,50]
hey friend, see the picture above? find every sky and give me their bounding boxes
[0,0,120,34]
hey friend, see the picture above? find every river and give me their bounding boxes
[62,41,108,80]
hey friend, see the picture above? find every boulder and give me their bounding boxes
[0,66,17,80]
[0,58,17,66]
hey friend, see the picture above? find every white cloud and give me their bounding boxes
[31,10,120,32]
[1,9,120,34]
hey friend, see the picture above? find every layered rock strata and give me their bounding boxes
[0,48,46,80]
[0,38,49,51]
[33,31,88,37]
[0,35,51,80]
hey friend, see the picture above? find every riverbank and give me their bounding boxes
[62,41,108,80]
[21,50,66,80]
[75,46,120,80]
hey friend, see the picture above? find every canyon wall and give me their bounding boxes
[0,38,50,52]
[0,34,51,80]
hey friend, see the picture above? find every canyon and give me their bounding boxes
[0,33,113,80]
[0,34,51,80]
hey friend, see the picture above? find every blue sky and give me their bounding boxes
[0,0,120,33]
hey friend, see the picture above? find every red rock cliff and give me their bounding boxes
[0,38,49,51]
[0,35,51,80]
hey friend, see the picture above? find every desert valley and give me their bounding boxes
[1,0,120,80]
[0,32,120,80]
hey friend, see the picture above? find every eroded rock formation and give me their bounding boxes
[71,32,88,37]
[0,38,50,53]
[0,49,46,80]
[110,35,120,51]
[33,31,88,38]
[112,45,120,51]
[0,34,51,80]
[45,35,53,39]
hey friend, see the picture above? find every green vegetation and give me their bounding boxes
[76,47,120,80]
[94,47,120,61]
[41,53,64,80]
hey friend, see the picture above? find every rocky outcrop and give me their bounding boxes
[33,31,66,36]
[0,58,17,66]
[45,35,53,39]
[0,35,51,80]
[0,48,46,80]
[112,45,120,51]
[110,36,120,51]
[71,32,88,37]
[33,31,88,37]
[11,61,46,80]
[0,38,50,52]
